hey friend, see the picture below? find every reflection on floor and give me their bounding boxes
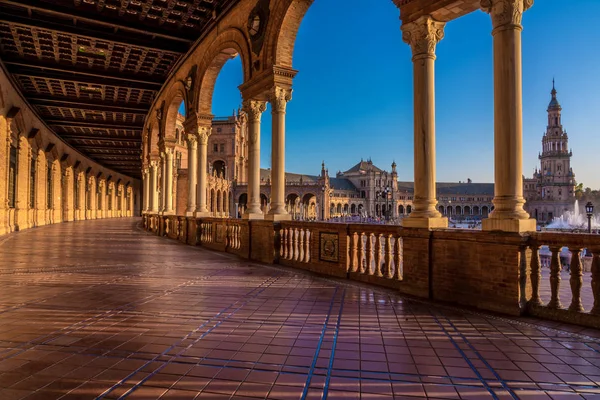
[0,218,599,399]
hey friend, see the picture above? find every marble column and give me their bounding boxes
[195,126,211,217]
[143,168,150,213]
[481,0,536,232]
[160,153,167,213]
[78,173,86,220]
[186,134,198,216]
[242,99,267,220]
[89,177,97,220]
[401,15,448,229]
[15,137,30,230]
[266,87,292,221]
[98,180,105,219]
[150,161,159,213]
[165,148,174,214]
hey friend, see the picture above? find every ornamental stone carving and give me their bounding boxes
[401,16,445,58]
[198,126,211,145]
[269,87,292,113]
[481,0,534,29]
[242,100,267,123]
[187,133,198,149]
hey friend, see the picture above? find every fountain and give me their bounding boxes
[545,200,600,230]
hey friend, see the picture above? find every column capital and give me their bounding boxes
[269,87,293,114]
[481,0,533,30]
[401,15,445,59]
[187,133,198,147]
[242,100,267,123]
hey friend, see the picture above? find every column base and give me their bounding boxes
[482,218,536,233]
[195,211,212,218]
[243,212,264,220]
[186,211,196,217]
[402,216,448,229]
[265,213,292,221]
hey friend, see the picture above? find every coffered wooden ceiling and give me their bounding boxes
[0,0,238,179]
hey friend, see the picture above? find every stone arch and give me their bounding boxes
[212,159,226,178]
[407,205,412,214]
[266,0,313,69]
[147,121,160,158]
[216,190,222,212]
[438,205,444,215]
[350,204,356,214]
[473,205,480,215]
[464,206,471,216]
[194,29,252,116]
[162,83,187,141]
[455,205,462,215]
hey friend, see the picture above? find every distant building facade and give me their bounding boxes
[523,82,576,223]
[172,83,576,222]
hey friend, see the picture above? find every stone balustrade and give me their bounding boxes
[142,214,600,329]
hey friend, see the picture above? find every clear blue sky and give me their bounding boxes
[204,0,600,188]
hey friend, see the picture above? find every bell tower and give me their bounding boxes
[537,80,576,216]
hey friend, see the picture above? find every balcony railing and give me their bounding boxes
[142,214,600,329]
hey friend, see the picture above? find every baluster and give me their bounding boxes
[358,233,366,274]
[548,246,562,309]
[569,247,584,312]
[374,234,383,277]
[394,236,403,280]
[351,232,358,273]
[282,228,288,259]
[384,234,392,278]
[529,243,542,305]
[287,228,293,260]
[305,230,311,263]
[236,225,240,249]
[519,246,528,309]
[299,229,305,262]
[591,250,600,314]
[366,233,373,275]
[280,227,285,258]
[293,229,299,261]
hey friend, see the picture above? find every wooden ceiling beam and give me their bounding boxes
[6,61,162,90]
[28,96,150,113]
[0,0,193,44]
[82,147,139,152]
[62,135,142,143]
[47,120,143,130]
[31,99,149,114]
[0,11,188,53]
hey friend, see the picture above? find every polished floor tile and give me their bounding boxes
[0,218,599,399]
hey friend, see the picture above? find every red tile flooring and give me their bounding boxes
[0,218,599,399]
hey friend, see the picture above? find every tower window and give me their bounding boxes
[555,117,558,125]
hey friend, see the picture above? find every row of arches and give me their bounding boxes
[438,205,492,217]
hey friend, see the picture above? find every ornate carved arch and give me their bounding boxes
[193,28,253,116]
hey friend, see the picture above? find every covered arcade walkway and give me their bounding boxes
[0,220,599,399]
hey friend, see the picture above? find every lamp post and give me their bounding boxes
[321,186,326,221]
[376,186,391,222]
[586,201,594,234]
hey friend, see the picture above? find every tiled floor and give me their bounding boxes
[0,219,599,399]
